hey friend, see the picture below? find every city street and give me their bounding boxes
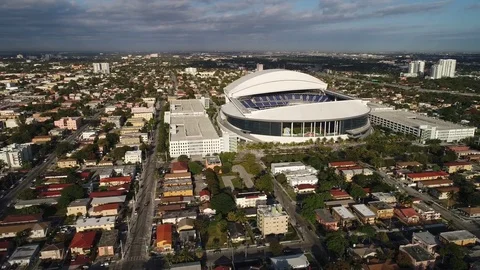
[0,111,102,210]
[114,102,162,270]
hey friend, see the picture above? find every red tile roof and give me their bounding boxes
[444,161,473,166]
[171,161,188,172]
[330,189,352,198]
[296,184,316,190]
[99,176,132,183]
[199,189,210,197]
[107,183,130,191]
[396,208,419,218]
[0,214,42,225]
[156,224,173,245]
[89,190,126,198]
[36,183,73,191]
[40,191,62,197]
[446,146,470,152]
[406,171,449,179]
[92,203,120,213]
[70,231,96,249]
[435,186,460,193]
[328,161,357,168]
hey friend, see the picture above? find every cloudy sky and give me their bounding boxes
[1,0,479,52]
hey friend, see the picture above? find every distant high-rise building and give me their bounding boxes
[408,60,425,75]
[430,59,456,79]
[439,59,456,78]
[93,63,110,74]
[431,64,443,79]
[256,63,264,72]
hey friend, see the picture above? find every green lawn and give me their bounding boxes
[231,177,243,189]
[206,222,228,249]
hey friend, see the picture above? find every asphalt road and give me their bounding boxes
[0,111,102,211]
[115,102,162,270]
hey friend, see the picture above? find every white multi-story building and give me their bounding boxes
[124,150,142,164]
[369,106,475,143]
[131,107,155,121]
[0,143,33,168]
[167,99,235,157]
[235,191,267,208]
[408,61,425,75]
[430,59,456,79]
[271,161,318,187]
[93,63,110,74]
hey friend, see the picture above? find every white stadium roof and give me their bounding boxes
[224,69,327,98]
[222,99,370,121]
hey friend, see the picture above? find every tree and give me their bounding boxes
[55,141,74,157]
[221,162,232,174]
[396,251,413,268]
[111,146,131,161]
[102,122,116,133]
[349,183,367,200]
[58,184,85,208]
[439,243,467,269]
[276,174,288,185]
[227,211,237,222]
[268,239,284,256]
[177,155,189,163]
[254,174,273,193]
[211,192,235,215]
[325,261,350,270]
[18,189,38,200]
[377,231,389,243]
[300,193,328,223]
[326,231,348,258]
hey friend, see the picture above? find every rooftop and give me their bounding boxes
[407,171,449,179]
[413,231,437,246]
[68,198,91,207]
[440,230,478,241]
[370,110,474,130]
[75,216,115,227]
[98,230,118,247]
[170,99,205,115]
[332,206,356,219]
[270,253,310,269]
[352,204,376,217]
[400,244,435,262]
[257,204,288,217]
[70,231,96,249]
[156,224,173,244]
[170,115,219,141]
[314,208,336,223]
[9,244,40,261]
[368,201,394,210]
[90,195,126,206]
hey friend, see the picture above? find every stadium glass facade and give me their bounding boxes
[225,114,369,138]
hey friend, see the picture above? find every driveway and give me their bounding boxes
[222,176,235,191]
[232,165,254,188]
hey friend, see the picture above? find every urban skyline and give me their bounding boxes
[1,0,480,52]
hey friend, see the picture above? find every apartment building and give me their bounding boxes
[131,107,155,121]
[54,117,82,130]
[368,201,394,219]
[57,158,78,168]
[67,198,91,216]
[257,204,289,237]
[0,143,32,168]
[124,150,142,164]
[351,204,376,224]
[332,206,356,227]
[439,230,478,246]
[314,209,338,231]
[235,191,267,208]
[413,202,441,221]
[74,217,115,232]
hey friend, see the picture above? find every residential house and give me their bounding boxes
[459,207,480,218]
[439,230,478,246]
[89,190,126,198]
[171,162,188,173]
[294,184,316,194]
[161,210,197,224]
[270,254,310,270]
[329,189,353,201]
[371,192,397,204]
[332,206,356,227]
[31,136,52,144]
[396,161,422,169]
[67,198,91,216]
[351,204,376,224]
[328,161,357,168]
[157,203,187,216]
[235,191,267,208]
[314,209,338,231]
[394,208,420,225]
[156,224,173,252]
[40,243,64,260]
[205,156,222,171]
[399,244,436,269]
[70,231,96,255]
[339,167,374,182]
[8,244,40,267]
[0,214,42,225]
[417,179,453,189]
[227,222,247,243]
[199,202,216,216]
[199,190,210,202]
[348,246,378,260]
[368,201,394,219]
[124,150,142,164]
[99,176,132,187]
[163,185,193,197]
[97,230,117,257]
[324,199,356,208]
[179,230,197,243]
[57,158,78,168]
[89,203,120,217]
[406,171,449,183]
[0,222,49,239]
[429,186,459,200]
[444,161,473,173]
[74,216,115,232]
[412,231,438,255]
[412,202,441,221]
[90,196,126,207]
[176,218,195,232]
